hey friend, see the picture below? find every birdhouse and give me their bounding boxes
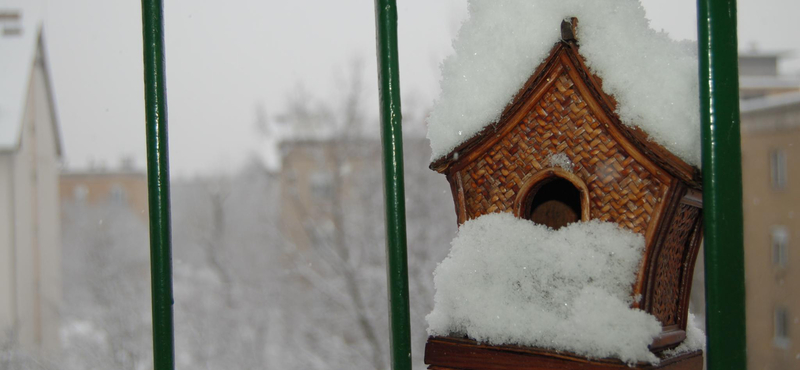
[424,19,704,370]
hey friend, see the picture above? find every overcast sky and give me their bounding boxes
[13,0,800,177]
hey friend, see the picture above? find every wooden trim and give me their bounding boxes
[681,189,703,208]
[645,184,673,259]
[676,186,704,333]
[675,186,704,333]
[425,336,703,370]
[445,172,459,225]
[677,210,704,332]
[454,171,467,224]
[513,167,591,222]
[650,329,687,351]
[632,182,673,306]
[642,182,687,315]
[640,182,705,350]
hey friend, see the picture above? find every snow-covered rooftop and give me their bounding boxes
[740,76,800,90]
[427,0,701,166]
[741,91,800,114]
[0,3,42,151]
[738,49,793,58]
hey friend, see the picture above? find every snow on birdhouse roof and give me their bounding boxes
[0,3,43,151]
[426,0,701,166]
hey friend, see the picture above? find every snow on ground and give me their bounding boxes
[427,0,700,166]
[426,213,663,364]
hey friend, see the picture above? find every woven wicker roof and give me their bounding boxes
[430,41,701,188]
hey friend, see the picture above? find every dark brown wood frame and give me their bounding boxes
[425,336,703,370]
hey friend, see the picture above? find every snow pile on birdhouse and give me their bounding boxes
[427,213,661,364]
[427,0,701,166]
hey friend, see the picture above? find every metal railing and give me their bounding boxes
[141,1,174,369]
[697,0,747,368]
[373,1,412,370]
[140,1,747,369]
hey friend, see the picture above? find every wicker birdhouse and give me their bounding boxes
[424,19,704,370]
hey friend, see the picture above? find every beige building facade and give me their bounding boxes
[278,138,378,253]
[0,14,63,354]
[741,93,800,369]
[60,167,149,221]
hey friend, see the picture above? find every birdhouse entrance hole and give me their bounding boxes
[524,178,580,229]
[515,169,590,230]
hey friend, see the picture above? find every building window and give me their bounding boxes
[306,218,335,250]
[770,148,787,190]
[309,171,333,199]
[772,226,789,268]
[110,184,127,204]
[73,185,89,202]
[774,307,790,348]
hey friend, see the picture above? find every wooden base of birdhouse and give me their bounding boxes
[424,336,703,370]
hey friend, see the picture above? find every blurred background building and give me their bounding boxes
[739,50,800,369]
[739,50,800,99]
[60,159,149,222]
[278,137,379,253]
[0,9,62,355]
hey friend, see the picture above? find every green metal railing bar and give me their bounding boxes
[141,1,176,369]
[373,1,412,369]
[696,0,747,368]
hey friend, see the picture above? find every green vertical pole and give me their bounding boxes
[696,0,747,369]
[373,1,412,369]
[141,1,175,369]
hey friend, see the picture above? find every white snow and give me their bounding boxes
[426,213,662,364]
[427,0,701,166]
[546,152,572,171]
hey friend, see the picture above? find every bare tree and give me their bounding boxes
[169,166,287,370]
[0,329,58,370]
[273,62,386,369]
[270,61,456,369]
[59,63,455,370]
[60,201,152,370]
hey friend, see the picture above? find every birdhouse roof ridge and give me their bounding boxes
[430,41,701,187]
[426,0,702,168]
